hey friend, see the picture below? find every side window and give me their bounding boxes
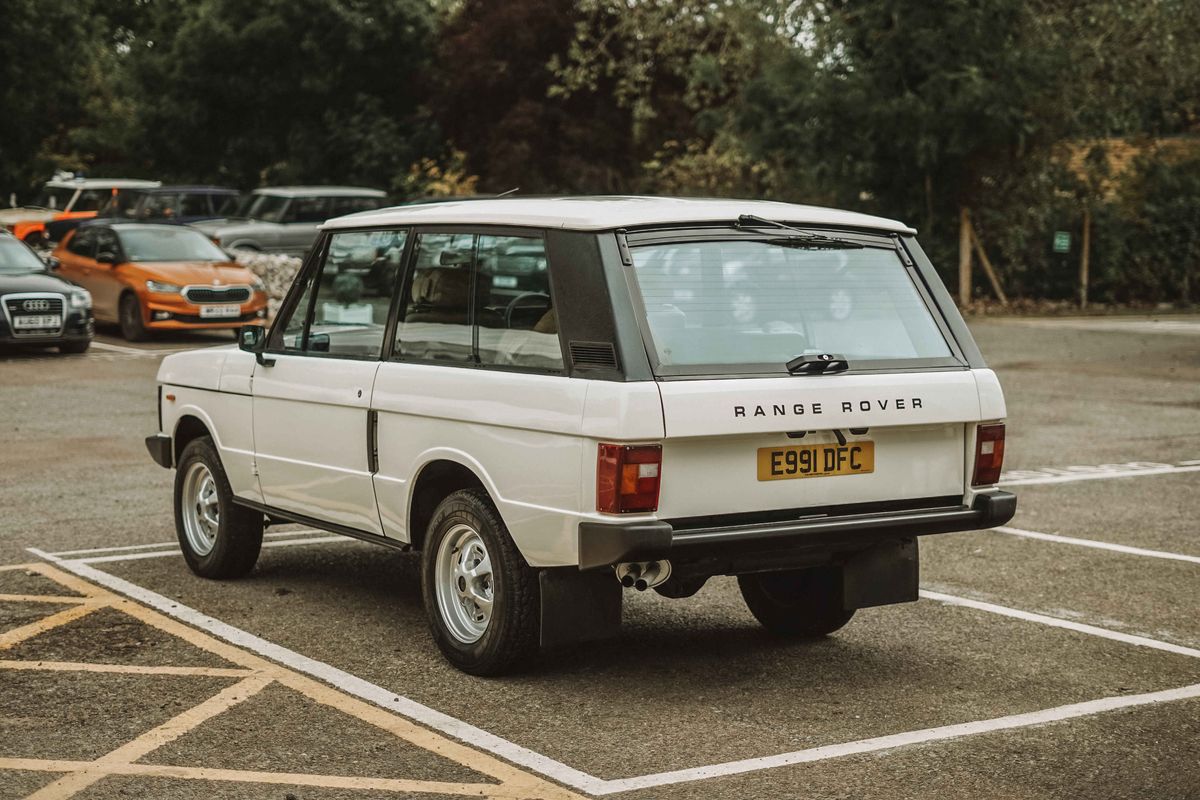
[329,196,385,217]
[394,233,477,363]
[94,229,120,260]
[287,196,330,224]
[68,228,97,257]
[393,231,563,370]
[476,235,562,370]
[276,229,408,358]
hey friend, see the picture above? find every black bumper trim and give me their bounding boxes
[578,491,1017,569]
[145,434,173,468]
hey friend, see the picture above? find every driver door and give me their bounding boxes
[251,229,408,535]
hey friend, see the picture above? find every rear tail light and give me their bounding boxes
[597,444,661,514]
[971,423,1006,486]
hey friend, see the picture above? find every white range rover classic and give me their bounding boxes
[146,196,1015,675]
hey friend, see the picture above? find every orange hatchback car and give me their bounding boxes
[52,222,268,340]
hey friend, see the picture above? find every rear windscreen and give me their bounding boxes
[629,239,952,371]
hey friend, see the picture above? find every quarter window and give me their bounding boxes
[477,235,561,370]
[277,229,408,359]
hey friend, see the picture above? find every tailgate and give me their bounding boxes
[654,371,979,518]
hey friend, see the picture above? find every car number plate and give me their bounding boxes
[13,314,62,329]
[199,304,241,319]
[757,441,875,481]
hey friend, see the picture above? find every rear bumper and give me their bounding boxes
[577,491,1017,569]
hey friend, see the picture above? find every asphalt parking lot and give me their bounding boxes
[2,318,1198,800]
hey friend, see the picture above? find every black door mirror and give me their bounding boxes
[239,324,275,366]
[309,332,330,352]
[238,324,264,351]
[96,251,118,265]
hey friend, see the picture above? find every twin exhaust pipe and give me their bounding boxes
[615,560,671,592]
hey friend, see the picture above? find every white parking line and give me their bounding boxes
[920,590,1200,659]
[69,535,350,565]
[992,526,1200,565]
[48,529,327,558]
[595,682,1200,794]
[87,340,151,355]
[25,544,1200,796]
[1000,460,1200,487]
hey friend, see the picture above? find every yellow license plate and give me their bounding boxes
[757,441,875,481]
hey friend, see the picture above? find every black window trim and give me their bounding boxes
[616,224,969,380]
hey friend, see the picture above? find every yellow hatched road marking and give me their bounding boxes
[0,659,257,678]
[0,563,584,800]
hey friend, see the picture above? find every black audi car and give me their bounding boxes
[0,232,93,353]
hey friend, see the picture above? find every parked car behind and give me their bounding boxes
[0,231,93,353]
[52,221,268,341]
[192,186,388,256]
[44,185,242,242]
[0,175,160,246]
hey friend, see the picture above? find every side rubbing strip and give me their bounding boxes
[367,410,379,473]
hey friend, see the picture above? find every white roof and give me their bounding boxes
[44,178,161,190]
[252,185,387,198]
[322,196,916,234]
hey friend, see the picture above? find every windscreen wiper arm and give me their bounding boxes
[736,214,864,249]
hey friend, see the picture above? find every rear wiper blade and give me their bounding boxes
[786,353,849,375]
[736,214,863,249]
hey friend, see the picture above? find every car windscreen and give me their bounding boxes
[118,227,229,262]
[0,237,48,274]
[32,186,76,211]
[628,238,953,373]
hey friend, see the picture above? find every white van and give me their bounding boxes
[146,197,1015,674]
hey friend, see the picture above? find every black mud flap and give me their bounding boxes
[842,538,919,610]
[539,568,622,648]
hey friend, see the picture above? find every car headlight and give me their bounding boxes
[69,289,92,309]
[146,280,182,294]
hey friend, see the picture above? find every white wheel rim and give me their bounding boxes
[435,524,494,644]
[181,461,220,557]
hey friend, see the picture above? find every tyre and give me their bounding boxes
[738,566,855,638]
[421,489,539,675]
[174,436,263,579]
[59,339,90,354]
[119,293,149,342]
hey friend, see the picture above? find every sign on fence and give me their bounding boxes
[1053,230,1071,254]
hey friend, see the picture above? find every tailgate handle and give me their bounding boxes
[786,353,849,375]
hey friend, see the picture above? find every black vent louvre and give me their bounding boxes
[569,341,619,370]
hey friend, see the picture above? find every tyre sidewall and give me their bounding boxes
[120,293,146,341]
[420,490,536,675]
[174,437,260,578]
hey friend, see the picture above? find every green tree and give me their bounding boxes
[435,0,637,193]
[0,1,99,198]
[122,0,438,190]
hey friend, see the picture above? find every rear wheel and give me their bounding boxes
[738,566,855,638]
[119,293,149,342]
[421,489,539,675]
[174,436,263,578]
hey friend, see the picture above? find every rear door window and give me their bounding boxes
[628,237,954,374]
